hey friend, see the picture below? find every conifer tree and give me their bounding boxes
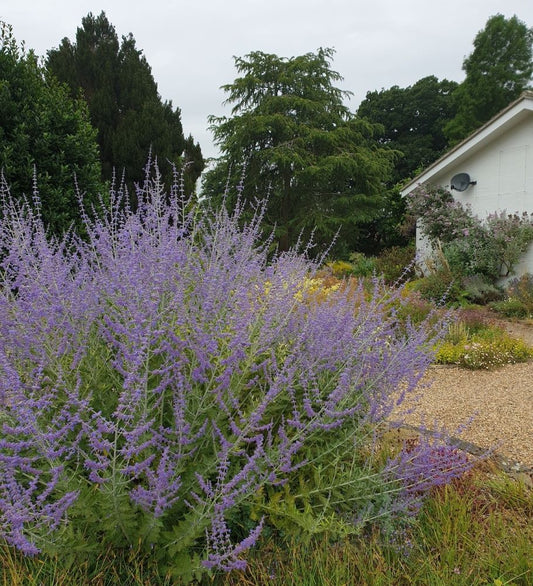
[0,21,103,234]
[203,49,397,255]
[46,12,204,194]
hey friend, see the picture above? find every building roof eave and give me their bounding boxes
[400,91,533,197]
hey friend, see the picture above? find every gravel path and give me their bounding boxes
[391,316,533,472]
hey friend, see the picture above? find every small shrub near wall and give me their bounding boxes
[406,185,533,285]
[490,273,533,318]
[374,244,416,284]
[507,273,533,315]
[460,275,503,305]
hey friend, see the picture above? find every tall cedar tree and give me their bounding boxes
[0,21,104,234]
[203,49,398,256]
[46,12,204,196]
[445,14,533,144]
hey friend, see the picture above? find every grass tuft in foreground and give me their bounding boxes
[218,463,533,586]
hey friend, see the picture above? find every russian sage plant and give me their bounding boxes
[0,167,470,578]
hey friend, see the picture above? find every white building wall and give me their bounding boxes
[420,116,533,279]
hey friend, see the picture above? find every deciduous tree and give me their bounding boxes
[357,76,458,185]
[445,14,533,143]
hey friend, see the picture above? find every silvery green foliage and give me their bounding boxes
[0,166,467,573]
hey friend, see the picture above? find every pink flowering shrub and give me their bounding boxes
[406,185,533,282]
[0,166,472,579]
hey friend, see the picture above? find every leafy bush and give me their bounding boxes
[460,275,503,305]
[414,250,504,307]
[374,244,416,284]
[415,269,464,305]
[507,273,533,306]
[406,185,533,283]
[506,273,533,316]
[489,298,530,319]
[443,229,502,280]
[489,274,533,318]
[395,289,440,329]
[328,245,416,286]
[0,22,104,235]
[0,166,471,580]
[347,252,377,277]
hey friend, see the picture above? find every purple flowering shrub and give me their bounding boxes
[384,435,472,517]
[0,168,471,578]
[405,185,475,244]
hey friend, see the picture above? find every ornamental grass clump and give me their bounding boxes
[0,166,471,580]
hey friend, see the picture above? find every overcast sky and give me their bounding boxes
[2,1,533,162]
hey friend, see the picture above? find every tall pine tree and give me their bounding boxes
[46,11,204,195]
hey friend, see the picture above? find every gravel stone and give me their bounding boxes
[391,315,533,472]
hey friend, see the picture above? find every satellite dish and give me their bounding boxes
[450,172,476,192]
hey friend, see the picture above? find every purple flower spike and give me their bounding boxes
[0,162,465,571]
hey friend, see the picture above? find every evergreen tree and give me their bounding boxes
[0,21,103,234]
[445,14,533,144]
[203,49,398,256]
[46,11,204,194]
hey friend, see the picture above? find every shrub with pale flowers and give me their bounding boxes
[406,185,533,282]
